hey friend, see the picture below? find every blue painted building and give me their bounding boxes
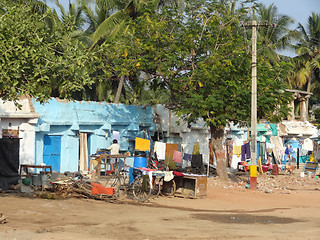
[32,98,155,173]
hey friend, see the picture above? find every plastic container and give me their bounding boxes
[307,171,313,178]
[41,174,50,188]
[129,167,134,184]
[134,156,147,168]
[32,175,42,186]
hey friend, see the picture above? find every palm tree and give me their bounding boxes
[55,0,86,32]
[90,0,185,48]
[291,12,320,113]
[255,3,295,65]
[85,0,185,104]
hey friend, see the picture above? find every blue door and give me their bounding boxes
[43,135,61,172]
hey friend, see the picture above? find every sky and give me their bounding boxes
[259,0,320,28]
[47,0,320,29]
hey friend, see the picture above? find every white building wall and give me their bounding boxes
[155,105,211,164]
[1,118,37,165]
[181,131,210,163]
[0,97,39,165]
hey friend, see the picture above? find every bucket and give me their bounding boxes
[134,157,147,168]
[41,174,50,188]
[307,171,313,178]
[300,172,305,178]
[32,175,41,186]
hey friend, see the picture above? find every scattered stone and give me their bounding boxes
[0,213,7,224]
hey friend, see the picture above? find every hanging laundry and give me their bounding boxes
[233,145,242,157]
[302,138,313,151]
[241,142,251,161]
[269,124,278,136]
[183,153,192,161]
[165,143,178,170]
[112,131,120,142]
[173,150,183,163]
[285,146,289,155]
[155,141,166,160]
[191,154,203,173]
[135,137,150,151]
[191,154,203,167]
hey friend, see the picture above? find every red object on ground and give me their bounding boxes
[91,182,114,195]
[262,165,269,173]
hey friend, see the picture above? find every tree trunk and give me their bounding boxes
[114,75,125,104]
[210,124,228,181]
[306,77,311,120]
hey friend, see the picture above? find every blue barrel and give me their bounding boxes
[129,167,134,184]
[134,156,147,168]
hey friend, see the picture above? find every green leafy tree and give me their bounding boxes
[126,0,292,179]
[0,1,94,102]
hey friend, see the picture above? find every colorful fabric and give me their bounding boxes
[233,146,242,157]
[155,141,166,160]
[270,124,278,136]
[183,153,192,161]
[173,150,183,163]
[241,143,251,161]
[285,147,289,155]
[173,171,184,177]
[135,137,150,151]
[165,143,178,170]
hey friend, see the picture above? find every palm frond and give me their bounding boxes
[90,9,128,48]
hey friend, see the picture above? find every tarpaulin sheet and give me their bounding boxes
[0,138,20,190]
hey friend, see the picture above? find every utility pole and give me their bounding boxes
[242,20,273,190]
[250,20,258,190]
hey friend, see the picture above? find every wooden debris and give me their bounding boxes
[50,179,118,203]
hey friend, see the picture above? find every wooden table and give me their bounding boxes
[20,164,52,176]
[93,154,128,175]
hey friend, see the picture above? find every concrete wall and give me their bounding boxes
[0,97,39,165]
[32,99,155,172]
[155,105,211,163]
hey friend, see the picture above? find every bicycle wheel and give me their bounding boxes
[133,175,152,202]
[151,176,163,198]
[111,175,127,200]
[160,179,176,197]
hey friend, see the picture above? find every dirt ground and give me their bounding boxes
[1,173,320,240]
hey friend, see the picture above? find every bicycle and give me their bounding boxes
[147,158,177,197]
[147,156,168,171]
[110,167,152,202]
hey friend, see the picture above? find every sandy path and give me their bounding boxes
[1,183,320,240]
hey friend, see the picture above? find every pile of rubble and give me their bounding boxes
[10,174,118,203]
[208,172,320,194]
